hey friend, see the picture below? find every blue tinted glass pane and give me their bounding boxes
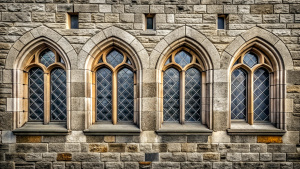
[117,68,134,122]
[218,17,225,29]
[147,17,153,29]
[163,68,180,121]
[50,68,67,121]
[97,68,112,121]
[243,53,258,68]
[174,51,192,68]
[40,49,55,67]
[29,68,44,121]
[231,69,247,120]
[71,15,78,29]
[254,68,270,121]
[185,68,201,122]
[106,50,124,68]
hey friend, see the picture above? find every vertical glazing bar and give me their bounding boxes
[112,72,117,125]
[180,70,185,124]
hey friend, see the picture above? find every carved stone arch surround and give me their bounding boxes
[152,26,221,130]
[221,26,293,130]
[80,26,146,130]
[7,26,74,130]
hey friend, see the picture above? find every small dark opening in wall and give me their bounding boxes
[218,14,228,30]
[145,14,155,30]
[68,13,78,29]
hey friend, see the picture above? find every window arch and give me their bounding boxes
[91,47,136,125]
[24,47,67,123]
[230,49,273,125]
[161,47,205,124]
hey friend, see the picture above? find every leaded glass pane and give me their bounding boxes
[254,68,270,121]
[29,68,44,121]
[174,51,191,68]
[117,68,134,122]
[163,68,180,121]
[40,49,55,67]
[243,53,258,68]
[165,58,171,65]
[231,69,247,120]
[185,68,201,122]
[106,50,124,68]
[96,68,112,121]
[50,68,67,121]
[126,58,131,64]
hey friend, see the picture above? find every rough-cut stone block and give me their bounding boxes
[74,4,98,12]
[2,12,31,22]
[160,153,186,162]
[161,136,186,143]
[57,153,72,161]
[267,144,296,153]
[203,153,220,161]
[73,153,100,162]
[121,153,145,162]
[145,153,159,161]
[187,153,203,162]
[109,143,126,152]
[16,136,42,143]
[82,162,104,169]
[257,136,282,143]
[16,143,47,153]
[241,153,259,162]
[101,153,120,162]
[251,5,273,14]
[273,153,286,162]
[89,143,107,153]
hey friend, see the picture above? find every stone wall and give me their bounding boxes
[0,0,300,169]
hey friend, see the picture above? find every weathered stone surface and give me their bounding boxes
[72,153,100,162]
[257,136,282,143]
[89,143,108,152]
[57,153,72,161]
[17,136,42,143]
[16,143,47,153]
[109,144,126,152]
[2,12,31,22]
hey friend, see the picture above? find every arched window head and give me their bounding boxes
[230,49,272,125]
[92,48,136,125]
[25,48,67,123]
[162,48,204,124]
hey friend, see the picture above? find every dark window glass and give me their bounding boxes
[254,68,270,121]
[174,51,192,68]
[29,68,44,121]
[50,68,67,121]
[40,49,55,67]
[218,17,225,29]
[117,68,134,122]
[231,68,247,120]
[71,14,79,29]
[96,68,112,121]
[106,50,124,68]
[243,53,258,68]
[163,68,180,122]
[147,17,153,29]
[185,68,201,122]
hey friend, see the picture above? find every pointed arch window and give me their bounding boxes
[26,48,67,123]
[230,51,272,124]
[162,48,204,124]
[92,48,136,125]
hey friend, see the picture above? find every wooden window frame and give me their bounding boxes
[230,48,273,125]
[23,47,67,124]
[145,14,156,30]
[91,47,137,125]
[159,47,207,125]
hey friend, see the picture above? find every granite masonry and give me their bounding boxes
[0,0,300,169]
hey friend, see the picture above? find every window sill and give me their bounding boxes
[13,122,69,136]
[83,123,141,136]
[140,30,156,36]
[227,122,286,136]
[156,123,213,135]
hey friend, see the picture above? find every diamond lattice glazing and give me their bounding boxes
[29,68,44,121]
[163,68,180,121]
[50,68,67,121]
[40,49,55,67]
[174,51,191,68]
[185,68,201,121]
[117,68,134,122]
[96,68,112,121]
[231,68,247,120]
[254,68,270,121]
[243,53,258,68]
[106,50,124,68]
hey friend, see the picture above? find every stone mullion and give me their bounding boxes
[248,72,254,125]
[44,72,50,124]
[180,70,185,124]
[112,71,118,125]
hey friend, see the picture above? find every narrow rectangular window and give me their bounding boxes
[67,13,78,29]
[218,16,225,29]
[145,14,155,30]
